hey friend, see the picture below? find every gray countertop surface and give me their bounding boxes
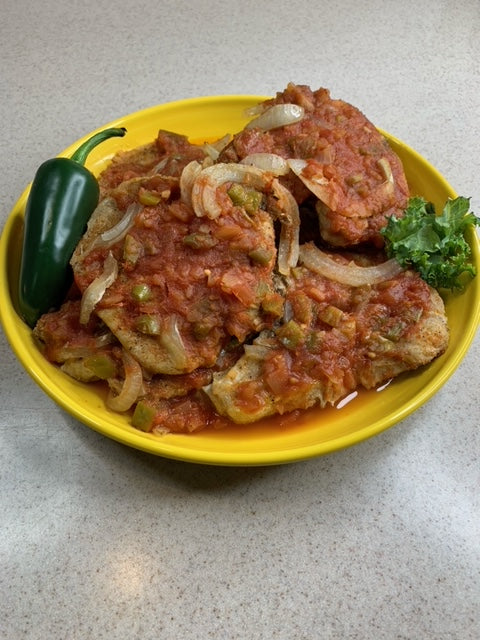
[1,1,479,638]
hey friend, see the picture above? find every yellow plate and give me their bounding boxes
[1,95,479,466]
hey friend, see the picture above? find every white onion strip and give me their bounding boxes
[56,333,115,361]
[271,180,300,275]
[299,243,404,286]
[159,316,188,371]
[80,252,118,324]
[287,158,332,206]
[202,133,231,160]
[245,103,305,131]
[244,103,265,117]
[180,160,202,208]
[151,157,168,174]
[107,349,143,412]
[92,202,142,250]
[377,157,395,197]
[240,153,290,176]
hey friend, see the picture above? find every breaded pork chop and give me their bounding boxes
[204,259,449,423]
[219,83,409,248]
[70,174,280,375]
[97,129,207,197]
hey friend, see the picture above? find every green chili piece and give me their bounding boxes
[136,314,161,335]
[384,320,408,342]
[261,293,284,317]
[277,320,305,350]
[183,233,217,250]
[227,183,262,214]
[292,292,313,325]
[132,401,157,432]
[132,283,152,302]
[319,305,344,328]
[248,247,273,266]
[305,331,323,352]
[84,354,117,380]
[18,126,127,327]
[138,190,161,206]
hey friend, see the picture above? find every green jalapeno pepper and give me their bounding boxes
[18,126,127,327]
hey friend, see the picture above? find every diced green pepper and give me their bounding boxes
[292,292,312,325]
[138,190,161,206]
[131,283,151,302]
[183,233,217,250]
[319,305,344,327]
[261,292,284,317]
[132,401,156,432]
[305,330,323,352]
[136,314,160,335]
[227,183,262,214]
[248,247,273,266]
[277,320,304,350]
[84,354,117,379]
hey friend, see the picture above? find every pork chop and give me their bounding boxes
[219,83,410,248]
[98,129,207,197]
[70,174,280,375]
[204,257,449,423]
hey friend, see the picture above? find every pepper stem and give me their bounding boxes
[70,127,127,166]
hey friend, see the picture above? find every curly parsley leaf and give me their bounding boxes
[381,196,479,290]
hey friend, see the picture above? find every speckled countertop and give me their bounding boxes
[1,1,479,638]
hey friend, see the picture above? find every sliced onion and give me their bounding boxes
[271,179,300,275]
[245,103,305,131]
[243,330,276,360]
[202,143,221,161]
[244,103,265,117]
[56,333,115,361]
[240,153,290,176]
[254,331,276,346]
[299,243,404,286]
[92,202,142,250]
[378,157,393,184]
[80,252,119,324]
[202,134,231,160]
[151,157,168,174]
[283,300,293,323]
[377,157,395,196]
[159,316,188,371]
[288,158,332,204]
[107,349,143,412]
[180,160,202,208]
